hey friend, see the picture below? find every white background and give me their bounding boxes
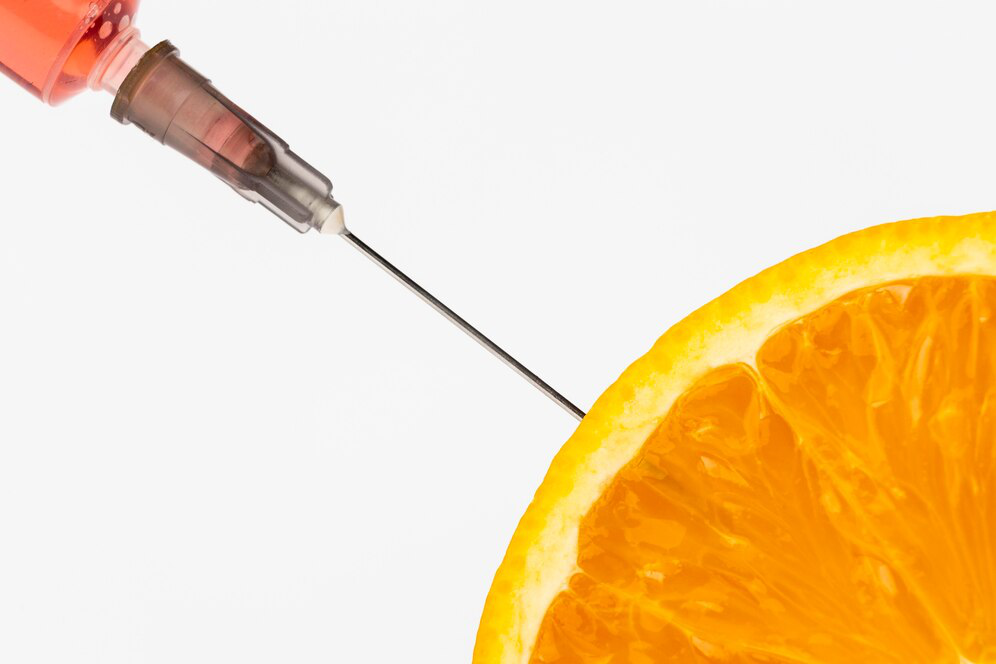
[2,1,996,661]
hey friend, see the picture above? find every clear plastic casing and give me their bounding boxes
[112,41,344,235]
[0,0,141,104]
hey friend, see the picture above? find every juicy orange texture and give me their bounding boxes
[532,277,996,663]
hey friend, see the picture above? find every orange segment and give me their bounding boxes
[532,277,996,663]
[476,215,996,663]
[756,277,996,660]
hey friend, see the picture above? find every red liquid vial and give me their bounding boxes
[0,0,141,104]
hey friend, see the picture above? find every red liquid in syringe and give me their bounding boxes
[0,0,141,104]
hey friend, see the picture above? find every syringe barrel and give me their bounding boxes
[0,0,141,104]
[110,41,344,235]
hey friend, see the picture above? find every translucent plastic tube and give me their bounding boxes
[110,41,343,234]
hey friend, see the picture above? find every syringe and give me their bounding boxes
[0,1,585,421]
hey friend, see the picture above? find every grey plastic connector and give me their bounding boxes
[111,41,344,235]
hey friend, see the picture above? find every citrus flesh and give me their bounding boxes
[475,215,996,663]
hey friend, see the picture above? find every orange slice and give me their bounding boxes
[475,213,996,664]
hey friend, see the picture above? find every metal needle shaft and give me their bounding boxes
[340,231,586,422]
